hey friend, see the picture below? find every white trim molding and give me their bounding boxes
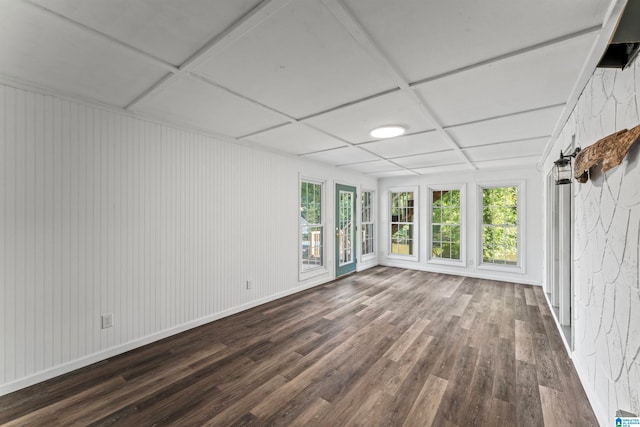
[386,186,419,262]
[476,180,526,274]
[299,175,329,282]
[427,183,467,267]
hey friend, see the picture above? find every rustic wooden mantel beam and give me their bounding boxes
[574,123,640,183]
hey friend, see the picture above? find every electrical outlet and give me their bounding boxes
[101,313,113,329]
[246,280,252,290]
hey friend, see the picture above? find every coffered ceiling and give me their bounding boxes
[0,0,620,176]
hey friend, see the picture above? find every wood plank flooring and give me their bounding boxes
[0,267,598,426]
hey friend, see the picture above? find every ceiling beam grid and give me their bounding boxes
[19,0,181,75]
[17,0,621,175]
[124,0,293,110]
[320,0,477,171]
[536,0,628,171]
[409,25,602,89]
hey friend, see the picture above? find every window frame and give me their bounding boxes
[361,190,375,260]
[477,181,525,273]
[299,176,328,281]
[388,187,418,261]
[428,184,466,266]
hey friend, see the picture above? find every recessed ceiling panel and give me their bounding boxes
[447,105,564,148]
[196,0,396,118]
[359,131,450,158]
[304,91,434,143]
[412,163,470,175]
[246,123,346,155]
[0,1,167,107]
[301,146,379,166]
[474,155,541,170]
[136,76,286,137]
[344,0,609,82]
[28,0,263,66]
[2,0,613,173]
[415,33,597,126]
[369,169,416,177]
[340,160,403,174]
[392,150,462,168]
[463,137,548,162]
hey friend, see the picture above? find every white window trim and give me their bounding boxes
[361,189,376,261]
[387,186,419,261]
[299,175,328,281]
[476,180,526,274]
[427,183,466,267]
[335,179,359,270]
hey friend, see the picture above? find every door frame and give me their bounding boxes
[546,168,574,350]
[335,183,357,277]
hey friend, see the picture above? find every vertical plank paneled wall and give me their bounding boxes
[0,83,377,394]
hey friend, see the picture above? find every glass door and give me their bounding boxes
[336,184,357,277]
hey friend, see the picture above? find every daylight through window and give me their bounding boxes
[361,191,374,256]
[390,191,415,256]
[481,186,519,265]
[300,180,324,272]
[431,189,461,261]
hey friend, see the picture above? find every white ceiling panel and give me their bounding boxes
[2,0,617,175]
[196,0,396,118]
[246,123,346,155]
[463,137,548,162]
[368,169,417,177]
[474,155,541,170]
[415,33,598,127]
[359,131,451,158]
[301,146,379,166]
[27,0,263,66]
[0,1,167,107]
[136,76,286,137]
[340,160,403,174]
[343,0,610,82]
[412,163,471,176]
[304,91,434,143]
[392,150,462,168]
[447,105,565,148]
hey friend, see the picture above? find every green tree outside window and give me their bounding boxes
[431,189,461,260]
[481,186,518,265]
[390,191,414,255]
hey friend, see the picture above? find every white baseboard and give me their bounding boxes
[357,259,378,272]
[379,261,542,286]
[542,289,607,426]
[542,293,572,355]
[572,356,608,427]
[0,270,370,397]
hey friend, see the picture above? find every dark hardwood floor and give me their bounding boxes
[0,267,598,426]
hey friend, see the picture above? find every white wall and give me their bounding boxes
[0,82,377,395]
[542,60,640,423]
[377,167,544,285]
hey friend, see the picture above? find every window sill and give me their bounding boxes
[477,262,524,274]
[299,266,329,282]
[428,258,466,267]
[361,253,376,262]
[386,254,419,262]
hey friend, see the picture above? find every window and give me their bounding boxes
[390,191,415,256]
[300,180,324,274]
[430,187,462,262]
[361,191,374,257]
[480,185,520,266]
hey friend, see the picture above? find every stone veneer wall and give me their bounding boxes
[551,58,640,421]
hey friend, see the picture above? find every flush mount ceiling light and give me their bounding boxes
[370,125,406,139]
